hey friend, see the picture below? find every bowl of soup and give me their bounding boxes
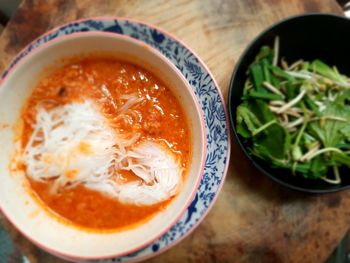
[0,32,206,260]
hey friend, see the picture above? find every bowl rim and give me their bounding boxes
[0,30,207,259]
[228,12,350,194]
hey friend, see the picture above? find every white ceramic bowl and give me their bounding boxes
[0,32,206,260]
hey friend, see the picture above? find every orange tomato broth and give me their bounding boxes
[21,56,191,231]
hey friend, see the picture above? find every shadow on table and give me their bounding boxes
[326,230,350,263]
[0,224,29,263]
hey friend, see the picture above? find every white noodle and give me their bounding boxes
[22,100,182,206]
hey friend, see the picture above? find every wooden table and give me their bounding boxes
[0,0,348,262]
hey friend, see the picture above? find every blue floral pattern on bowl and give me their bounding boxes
[0,18,230,262]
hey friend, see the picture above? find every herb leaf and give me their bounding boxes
[236,37,350,184]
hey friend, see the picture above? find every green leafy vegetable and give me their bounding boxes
[236,37,350,184]
[311,59,348,84]
[250,63,265,91]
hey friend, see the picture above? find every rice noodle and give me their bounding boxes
[90,141,182,205]
[22,100,182,206]
[100,84,118,111]
[23,101,119,193]
[119,94,143,114]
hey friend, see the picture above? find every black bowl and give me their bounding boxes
[228,13,350,193]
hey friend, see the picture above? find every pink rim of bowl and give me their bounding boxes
[0,17,231,262]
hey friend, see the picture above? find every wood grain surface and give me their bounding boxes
[0,1,348,262]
